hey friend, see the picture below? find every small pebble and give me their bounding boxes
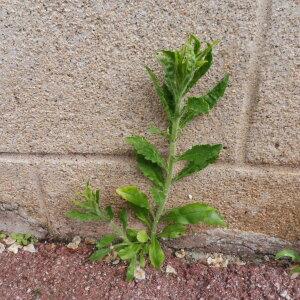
[166,265,177,275]
[175,249,186,259]
[23,244,37,253]
[0,242,5,253]
[67,236,81,249]
[3,237,15,245]
[188,194,193,200]
[134,266,146,280]
[7,243,21,254]
[112,259,120,265]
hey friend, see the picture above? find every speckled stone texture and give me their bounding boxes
[0,0,299,249]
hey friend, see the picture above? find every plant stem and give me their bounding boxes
[109,220,131,244]
[151,115,180,239]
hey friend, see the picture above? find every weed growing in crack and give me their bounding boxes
[67,35,229,280]
[276,249,300,275]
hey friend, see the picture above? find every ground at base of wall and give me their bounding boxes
[0,243,299,300]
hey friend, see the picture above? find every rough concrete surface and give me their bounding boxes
[0,0,299,251]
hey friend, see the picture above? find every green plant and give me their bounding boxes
[276,249,300,274]
[67,35,229,280]
[10,233,38,246]
[0,231,6,241]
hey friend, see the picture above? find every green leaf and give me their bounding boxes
[159,224,187,238]
[150,187,165,206]
[174,144,222,181]
[276,249,300,263]
[187,45,213,90]
[118,244,141,260]
[291,265,300,274]
[126,228,138,242]
[119,208,128,230]
[139,252,146,268]
[162,203,226,226]
[0,232,6,240]
[137,230,149,243]
[180,97,210,128]
[126,135,165,168]
[149,237,165,269]
[180,74,229,128]
[137,155,164,188]
[116,185,149,209]
[130,205,152,228]
[66,210,103,222]
[67,183,106,222]
[146,67,174,120]
[105,205,114,220]
[126,256,137,281]
[96,234,116,249]
[89,248,110,262]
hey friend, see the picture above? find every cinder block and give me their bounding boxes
[171,165,300,241]
[0,0,259,162]
[0,161,47,237]
[38,157,148,237]
[39,158,300,241]
[246,0,300,166]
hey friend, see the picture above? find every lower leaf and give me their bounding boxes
[118,244,141,260]
[162,202,226,226]
[159,224,186,238]
[126,256,137,281]
[149,237,165,269]
[89,248,111,262]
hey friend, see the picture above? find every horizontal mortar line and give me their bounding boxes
[0,151,134,162]
[0,152,299,175]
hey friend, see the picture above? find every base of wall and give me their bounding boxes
[165,229,300,258]
[0,211,47,239]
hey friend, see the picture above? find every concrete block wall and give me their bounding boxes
[1,1,299,245]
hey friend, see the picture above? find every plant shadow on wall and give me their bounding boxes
[67,35,229,280]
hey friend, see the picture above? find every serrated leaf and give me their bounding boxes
[162,203,226,226]
[126,256,137,281]
[96,234,116,249]
[159,224,187,238]
[276,249,300,263]
[137,155,164,188]
[118,244,141,260]
[66,210,103,222]
[149,237,165,269]
[126,135,165,168]
[150,187,165,206]
[158,42,197,98]
[146,67,174,120]
[119,208,128,230]
[187,46,213,91]
[174,144,222,181]
[180,97,210,128]
[116,185,149,209]
[89,248,110,262]
[67,183,105,222]
[137,230,149,243]
[181,74,229,128]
